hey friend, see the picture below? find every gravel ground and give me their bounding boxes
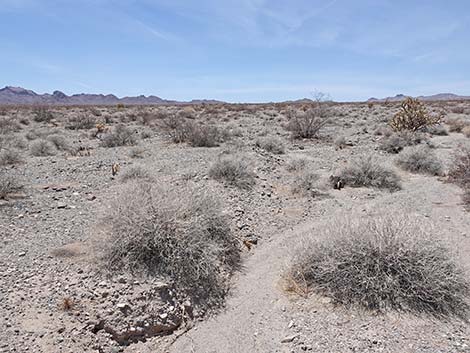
[1,102,469,352]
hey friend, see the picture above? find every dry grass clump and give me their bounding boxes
[95,182,240,309]
[100,124,137,147]
[255,136,285,154]
[287,216,469,318]
[395,145,443,176]
[0,170,23,199]
[128,147,145,159]
[379,131,425,154]
[209,155,255,189]
[338,156,401,191]
[120,166,151,182]
[30,139,56,157]
[0,149,22,166]
[291,171,321,196]
[286,156,308,172]
[389,97,442,132]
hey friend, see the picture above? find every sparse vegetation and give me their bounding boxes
[287,216,469,318]
[95,182,240,308]
[395,145,443,175]
[338,156,401,191]
[209,154,255,189]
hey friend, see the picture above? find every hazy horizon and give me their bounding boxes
[1,0,469,102]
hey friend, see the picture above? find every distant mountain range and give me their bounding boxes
[368,93,470,102]
[2,86,470,105]
[0,86,224,105]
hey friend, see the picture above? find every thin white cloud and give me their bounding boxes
[134,19,179,42]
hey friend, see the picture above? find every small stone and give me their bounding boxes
[281,334,299,343]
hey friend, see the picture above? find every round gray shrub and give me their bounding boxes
[100,124,137,147]
[30,139,56,157]
[256,136,285,154]
[288,216,469,318]
[119,165,151,182]
[209,155,255,189]
[395,145,443,175]
[95,182,240,309]
[338,156,401,192]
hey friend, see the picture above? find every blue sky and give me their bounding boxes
[1,0,469,102]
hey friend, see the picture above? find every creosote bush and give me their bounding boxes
[338,156,401,191]
[66,114,96,130]
[33,106,54,123]
[389,97,442,132]
[95,182,240,309]
[162,117,224,147]
[287,216,469,318]
[100,124,137,147]
[286,107,330,139]
[395,145,443,175]
[209,154,255,189]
